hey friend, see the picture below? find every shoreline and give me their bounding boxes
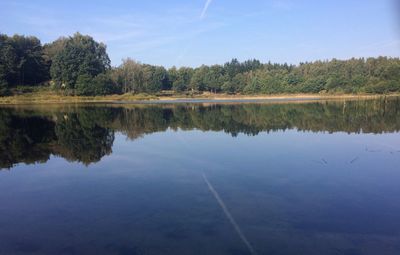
[0,92,398,105]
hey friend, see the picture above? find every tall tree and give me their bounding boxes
[143,65,168,92]
[172,67,193,92]
[50,33,110,90]
[0,34,48,87]
[10,35,48,85]
[0,35,16,93]
[42,37,68,74]
[112,58,143,93]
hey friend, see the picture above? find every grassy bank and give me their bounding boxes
[0,86,398,105]
[0,87,158,104]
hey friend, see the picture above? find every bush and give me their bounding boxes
[363,81,398,94]
[75,74,94,96]
[0,80,10,96]
[92,73,117,95]
[301,78,325,93]
[75,73,117,96]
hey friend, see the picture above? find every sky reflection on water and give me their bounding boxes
[0,99,400,255]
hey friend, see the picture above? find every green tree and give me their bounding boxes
[92,73,117,95]
[50,33,110,90]
[112,58,144,93]
[75,74,94,96]
[76,73,117,96]
[173,67,193,92]
[43,37,68,63]
[10,35,48,85]
[0,80,9,96]
[143,65,168,92]
[168,66,178,90]
[190,65,208,92]
[0,34,17,88]
[42,37,68,77]
[0,34,48,86]
[204,65,224,93]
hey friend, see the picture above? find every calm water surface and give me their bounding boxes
[1,98,400,255]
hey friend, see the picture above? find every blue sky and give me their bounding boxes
[1,0,399,67]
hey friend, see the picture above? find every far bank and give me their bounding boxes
[0,90,398,105]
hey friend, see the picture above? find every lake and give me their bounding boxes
[1,98,400,255]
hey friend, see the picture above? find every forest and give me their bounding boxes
[1,32,400,97]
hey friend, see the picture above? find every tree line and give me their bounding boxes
[1,32,400,96]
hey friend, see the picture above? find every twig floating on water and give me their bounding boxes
[350,156,359,164]
[202,173,257,255]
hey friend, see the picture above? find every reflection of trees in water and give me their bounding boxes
[0,111,56,169]
[111,107,171,140]
[0,98,399,168]
[0,108,115,169]
[112,98,400,136]
[54,113,114,165]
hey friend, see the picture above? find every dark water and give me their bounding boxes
[1,98,400,255]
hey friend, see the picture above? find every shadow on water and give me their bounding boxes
[1,97,400,169]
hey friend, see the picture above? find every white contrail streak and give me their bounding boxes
[202,173,258,255]
[200,0,213,19]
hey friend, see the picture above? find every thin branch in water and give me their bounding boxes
[350,156,359,164]
[202,173,258,255]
